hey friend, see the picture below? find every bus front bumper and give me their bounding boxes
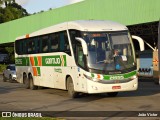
[86,78,138,94]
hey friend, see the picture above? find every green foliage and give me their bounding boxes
[5,47,15,63]
[0,0,15,7]
[3,7,14,21]
[0,64,7,73]
[5,47,13,54]
[0,7,4,22]
[0,0,28,23]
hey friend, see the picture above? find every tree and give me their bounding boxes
[0,0,27,64]
[9,2,28,16]
[5,47,14,63]
[0,0,15,7]
[0,7,4,23]
[0,0,28,23]
[3,7,15,21]
[0,0,2,4]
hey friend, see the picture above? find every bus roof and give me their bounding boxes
[16,20,128,40]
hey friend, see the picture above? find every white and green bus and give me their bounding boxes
[15,20,138,98]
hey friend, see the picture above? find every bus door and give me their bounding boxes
[75,41,87,92]
[54,32,70,89]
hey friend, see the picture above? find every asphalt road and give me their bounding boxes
[0,75,160,120]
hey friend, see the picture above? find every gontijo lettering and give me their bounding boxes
[42,55,66,66]
[45,58,60,64]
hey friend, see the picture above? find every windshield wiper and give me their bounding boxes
[96,61,104,63]
[96,59,114,64]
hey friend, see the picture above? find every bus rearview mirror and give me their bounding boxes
[132,35,145,51]
[132,35,155,51]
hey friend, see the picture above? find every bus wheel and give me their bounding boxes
[154,78,160,85]
[24,75,30,89]
[3,74,6,82]
[29,75,38,90]
[107,92,118,97]
[67,77,79,98]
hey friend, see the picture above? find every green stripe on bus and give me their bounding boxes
[103,70,137,80]
[124,71,137,78]
[92,70,137,80]
[37,67,41,76]
[63,55,67,66]
[91,73,94,78]
[15,55,67,67]
[26,57,30,66]
[103,75,110,80]
[34,57,38,66]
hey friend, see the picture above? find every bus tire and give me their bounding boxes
[67,77,79,98]
[24,75,30,89]
[154,78,160,85]
[29,75,38,90]
[107,92,118,97]
[3,74,6,82]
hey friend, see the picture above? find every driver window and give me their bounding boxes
[76,42,85,68]
[78,46,84,67]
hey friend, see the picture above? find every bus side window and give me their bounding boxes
[76,41,85,68]
[64,32,71,55]
[27,39,35,54]
[41,35,49,53]
[77,46,84,67]
[50,33,59,52]
[35,37,40,53]
[59,31,71,55]
[23,40,27,54]
[15,40,22,55]
[69,30,82,57]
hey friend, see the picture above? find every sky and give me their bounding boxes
[15,0,84,14]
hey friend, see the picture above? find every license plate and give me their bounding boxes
[112,86,121,90]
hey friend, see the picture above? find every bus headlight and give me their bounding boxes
[92,78,100,82]
[83,74,100,82]
[83,74,92,80]
[131,75,137,80]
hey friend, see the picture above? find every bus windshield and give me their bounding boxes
[82,32,135,71]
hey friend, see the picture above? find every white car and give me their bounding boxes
[3,64,16,82]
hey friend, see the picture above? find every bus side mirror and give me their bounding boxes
[132,35,145,51]
[132,35,155,51]
[75,37,88,55]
